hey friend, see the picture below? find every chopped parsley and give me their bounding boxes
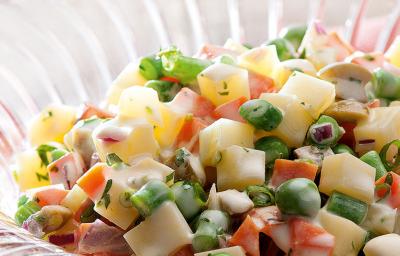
[145,106,153,114]
[223,81,228,89]
[166,172,175,184]
[218,91,230,96]
[97,179,112,209]
[106,153,124,167]
[36,172,49,182]
[36,144,57,167]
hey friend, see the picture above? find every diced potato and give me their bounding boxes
[217,145,265,191]
[257,93,314,147]
[28,104,77,146]
[276,59,317,87]
[279,71,335,119]
[118,86,162,126]
[362,203,397,235]
[60,185,88,213]
[319,153,375,204]
[197,63,250,106]
[224,38,249,54]
[237,45,280,81]
[94,179,139,230]
[106,62,147,106]
[218,189,254,214]
[14,149,50,191]
[154,104,186,149]
[363,233,400,256]
[92,116,159,163]
[385,36,400,68]
[354,106,400,153]
[318,209,367,256]
[124,202,193,256]
[199,118,254,167]
[195,246,246,256]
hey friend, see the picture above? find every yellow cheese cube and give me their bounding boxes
[279,71,335,119]
[354,106,400,154]
[385,36,400,68]
[217,145,265,191]
[257,93,314,147]
[92,116,159,163]
[124,202,193,256]
[154,104,186,149]
[60,185,88,213]
[318,209,367,256]
[106,62,147,106]
[94,179,139,230]
[197,63,250,106]
[14,149,50,191]
[319,153,375,204]
[237,45,280,79]
[118,86,162,126]
[199,118,254,167]
[195,246,246,256]
[28,104,76,146]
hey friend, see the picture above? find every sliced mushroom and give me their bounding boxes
[294,146,334,167]
[323,100,368,122]
[318,62,372,102]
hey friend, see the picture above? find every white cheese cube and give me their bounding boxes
[319,153,375,204]
[197,63,250,106]
[257,93,314,147]
[199,118,254,167]
[124,202,193,256]
[279,71,335,119]
[217,145,265,191]
[195,246,246,256]
[318,209,367,256]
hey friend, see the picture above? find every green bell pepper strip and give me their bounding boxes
[145,80,182,102]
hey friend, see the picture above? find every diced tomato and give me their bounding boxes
[175,117,208,154]
[195,44,239,60]
[78,103,115,121]
[349,52,384,72]
[248,72,276,99]
[34,187,69,207]
[366,99,380,109]
[213,96,247,122]
[160,76,180,83]
[271,159,318,187]
[375,172,400,208]
[170,245,194,256]
[338,121,356,148]
[169,88,215,122]
[77,164,108,201]
[289,218,335,256]
[229,215,261,256]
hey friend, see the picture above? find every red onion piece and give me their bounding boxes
[310,123,334,144]
[49,233,75,246]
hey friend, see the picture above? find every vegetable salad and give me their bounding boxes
[12,20,400,256]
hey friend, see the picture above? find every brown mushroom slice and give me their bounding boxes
[324,100,368,122]
[318,62,372,102]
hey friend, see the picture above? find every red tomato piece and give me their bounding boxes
[213,96,247,122]
[160,76,180,83]
[338,121,356,148]
[376,172,400,208]
[229,215,261,256]
[289,218,335,256]
[175,117,208,154]
[271,159,318,187]
[248,72,276,99]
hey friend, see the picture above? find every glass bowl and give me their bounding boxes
[0,0,399,254]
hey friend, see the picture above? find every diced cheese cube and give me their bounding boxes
[318,209,367,256]
[362,203,397,235]
[385,36,400,68]
[279,72,335,119]
[154,104,186,149]
[354,106,400,153]
[61,185,88,213]
[195,246,246,256]
[276,59,317,87]
[14,149,50,191]
[28,104,77,146]
[199,118,254,167]
[106,63,147,106]
[319,153,375,204]
[124,202,193,256]
[92,116,159,163]
[257,93,314,147]
[94,179,139,230]
[237,45,280,80]
[197,63,250,106]
[217,145,265,191]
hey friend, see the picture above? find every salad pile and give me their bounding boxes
[12,20,400,256]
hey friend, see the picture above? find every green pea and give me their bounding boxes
[281,25,307,50]
[266,38,296,61]
[255,136,289,168]
[209,253,232,256]
[332,144,356,156]
[275,178,321,217]
[145,80,182,102]
[139,55,162,80]
[371,68,400,100]
[239,99,283,131]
